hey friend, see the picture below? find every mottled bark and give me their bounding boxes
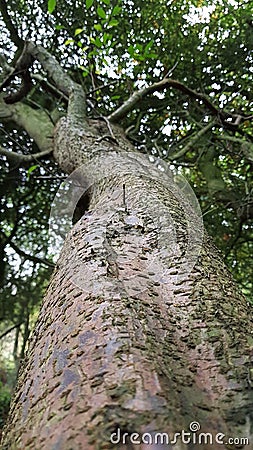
[2,114,253,450]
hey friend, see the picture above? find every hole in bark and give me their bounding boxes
[72,190,91,224]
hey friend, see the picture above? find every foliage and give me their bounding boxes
[0,362,13,433]
[0,126,55,360]
[0,382,11,429]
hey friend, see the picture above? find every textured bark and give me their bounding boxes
[2,115,253,450]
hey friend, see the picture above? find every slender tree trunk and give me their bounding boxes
[2,116,253,450]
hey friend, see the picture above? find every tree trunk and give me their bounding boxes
[1,114,253,450]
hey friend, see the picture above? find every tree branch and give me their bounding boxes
[0,39,90,136]
[32,74,68,103]
[9,241,55,268]
[0,99,54,155]
[0,322,23,340]
[0,53,11,74]
[0,146,53,163]
[0,42,34,104]
[108,77,252,131]
[169,120,216,160]
[27,43,87,124]
[26,43,75,98]
[0,41,88,126]
[217,135,253,163]
[0,0,24,48]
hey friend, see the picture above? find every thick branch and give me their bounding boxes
[27,43,87,124]
[26,43,75,98]
[108,77,252,131]
[0,99,54,154]
[0,41,87,125]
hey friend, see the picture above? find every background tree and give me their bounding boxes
[0,0,252,448]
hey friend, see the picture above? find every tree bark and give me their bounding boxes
[1,113,253,450]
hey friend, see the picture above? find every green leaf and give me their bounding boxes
[48,0,56,13]
[108,19,119,27]
[86,0,93,8]
[101,0,110,4]
[136,43,143,51]
[27,165,38,179]
[111,5,121,16]
[74,28,84,36]
[144,40,154,53]
[102,33,112,44]
[82,69,90,77]
[94,24,102,31]
[95,36,103,47]
[87,48,97,58]
[147,52,157,59]
[97,7,106,19]
[64,39,74,45]
[128,46,133,57]
[55,24,65,30]
[89,37,102,48]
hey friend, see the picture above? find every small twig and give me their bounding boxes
[169,120,216,160]
[10,241,55,268]
[0,145,53,163]
[0,322,23,340]
[88,80,118,94]
[32,74,68,102]
[0,41,34,103]
[34,175,66,180]
[0,0,24,48]
[95,134,118,144]
[98,116,117,142]
[163,60,179,78]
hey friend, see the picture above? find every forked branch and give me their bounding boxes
[108,77,253,131]
[0,39,87,125]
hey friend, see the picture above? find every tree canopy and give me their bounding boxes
[0,0,252,421]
